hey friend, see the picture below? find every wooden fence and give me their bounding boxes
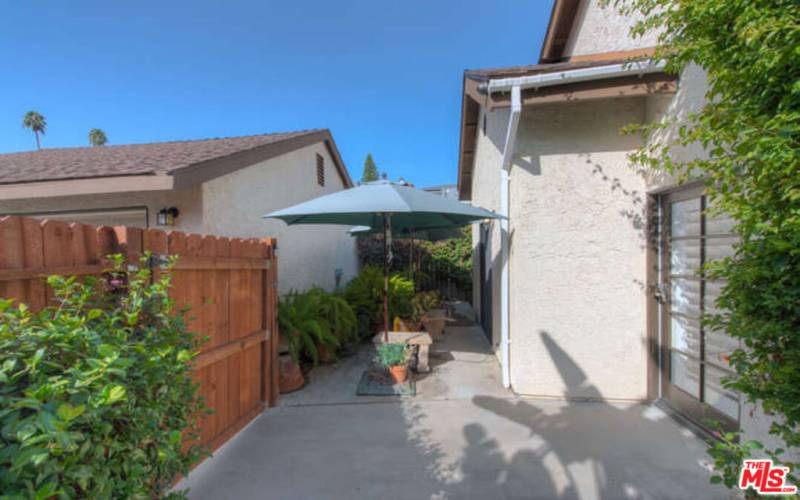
[0,215,279,453]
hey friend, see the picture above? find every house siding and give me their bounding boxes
[562,0,659,58]
[469,0,789,451]
[0,186,205,232]
[471,106,506,353]
[0,141,357,295]
[471,98,650,400]
[202,142,358,294]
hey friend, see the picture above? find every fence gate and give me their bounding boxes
[0,216,279,453]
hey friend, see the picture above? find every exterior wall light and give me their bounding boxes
[156,207,179,226]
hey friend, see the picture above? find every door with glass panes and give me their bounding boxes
[660,185,740,431]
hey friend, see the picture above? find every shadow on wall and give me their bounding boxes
[400,330,713,499]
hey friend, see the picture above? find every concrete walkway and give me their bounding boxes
[177,305,730,500]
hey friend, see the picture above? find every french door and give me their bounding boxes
[659,185,740,431]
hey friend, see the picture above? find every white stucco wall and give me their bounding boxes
[470,107,506,353]
[510,98,649,400]
[202,142,358,294]
[563,0,659,58]
[471,98,650,400]
[0,187,205,232]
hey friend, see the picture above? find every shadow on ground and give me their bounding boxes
[177,304,726,500]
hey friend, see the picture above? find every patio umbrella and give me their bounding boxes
[348,225,462,242]
[264,180,502,340]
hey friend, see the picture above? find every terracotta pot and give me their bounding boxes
[388,364,408,384]
[318,345,336,364]
[279,354,305,394]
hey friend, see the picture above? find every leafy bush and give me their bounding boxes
[355,226,473,299]
[389,274,414,320]
[343,266,414,335]
[418,226,473,296]
[615,0,800,490]
[0,255,205,499]
[278,287,357,366]
[375,343,410,368]
[343,266,384,330]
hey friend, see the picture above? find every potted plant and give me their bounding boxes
[376,342,411,383]
[278,290,342,392]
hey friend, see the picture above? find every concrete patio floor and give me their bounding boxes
[177,305,731,499]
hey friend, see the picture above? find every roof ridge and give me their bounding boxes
[0,128,327,156]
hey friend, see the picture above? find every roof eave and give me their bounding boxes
[0,174,174,201]
[456,67,677,201]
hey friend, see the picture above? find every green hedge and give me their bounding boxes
[0,255,206,499]
[343,266,414,335]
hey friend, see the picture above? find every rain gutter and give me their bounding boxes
[490,59,666,390]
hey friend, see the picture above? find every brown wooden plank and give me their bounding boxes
[95,226,117,262]
[0,217,26,303]
[245,344,261,412]
[212,356,229,440]
[214,238,231,346]
[192,327,267,369]
[69,223,90,266]
[143,228,168,254]
[228,238,249,342]
[114,226,143,263]
[167,232,194,338]
[42,220,75,306]
[185,234,205,342]
[171,255,269,271]
[0,264,106,281]
[228,351,243,425]
[21,219,46,311]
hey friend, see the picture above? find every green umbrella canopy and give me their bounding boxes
[263,180,502,229]
[348,225,463,242]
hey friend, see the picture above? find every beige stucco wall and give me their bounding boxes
[468,0,788,451]
[472,98,651,400]
[563,0,659,58]
[470,107,506,353]
[0,186,205,232]
[202,142,358,294]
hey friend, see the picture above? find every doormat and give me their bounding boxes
[356,366,416,396]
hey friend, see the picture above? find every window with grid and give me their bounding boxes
[316,154,325,186]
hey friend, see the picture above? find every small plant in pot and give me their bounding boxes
[376,342,411,383]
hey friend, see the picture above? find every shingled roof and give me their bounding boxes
[0,129,347,186]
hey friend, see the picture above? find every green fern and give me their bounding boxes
[278,288,360,365]
[278,290,339,366]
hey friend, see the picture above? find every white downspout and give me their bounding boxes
[499,85,521,389]
[488,60,666,390]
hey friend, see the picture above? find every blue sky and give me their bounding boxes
[0,1,552,187]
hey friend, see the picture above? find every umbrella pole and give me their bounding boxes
[410,230,415,292]
[383,214,390,342]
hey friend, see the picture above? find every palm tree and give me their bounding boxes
[22,111,46,150]
[88,128,108,147]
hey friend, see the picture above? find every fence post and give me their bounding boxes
[261,238,279,407]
